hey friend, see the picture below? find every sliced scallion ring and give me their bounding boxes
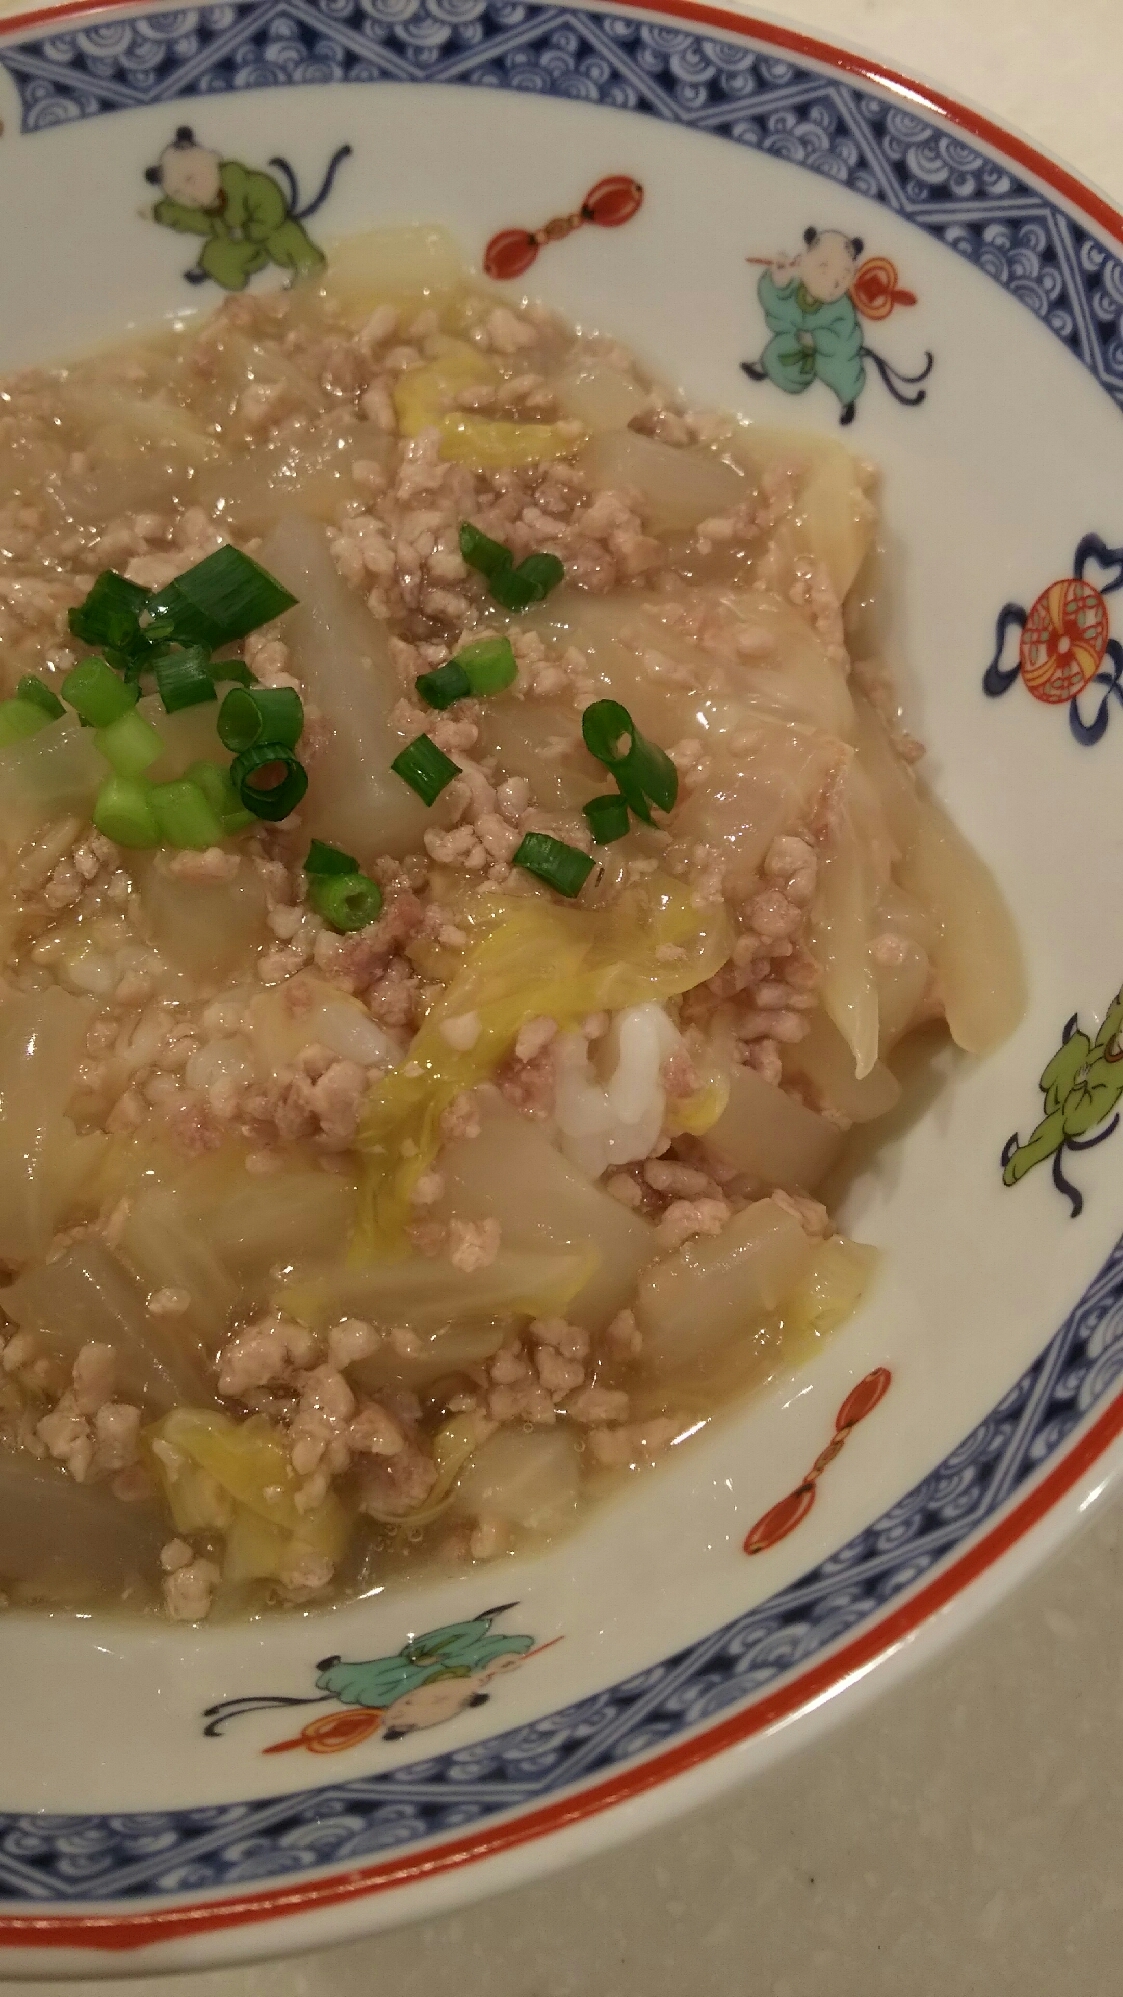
[580,697,678,825]
[149,778,226,851]
[229,743,308,822]
[155,646,216,714]
[512,831,595,898]
[218,684,304,753]
[0,699,52,749]
[16,676,65,721]
[307,870,383,931]
[583,792,631,845]
[456,635,518,695]
[93,774,160,849]
[61,657,139,729]
[305,838,360,876]
[391,734,460,806]
[415,660,472,710]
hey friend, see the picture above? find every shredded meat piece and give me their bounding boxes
[487,1380,556,1425]
[771,1189,831,1237]
[468,1514,511,1561]
[448,1216,501,1272]
[497,1043,556,1118]
[216,1315,318,1398]
[327,1318,381,1369]
[357,1442,439,1518]
[602,1308,643,1360]
[514,1015,557,1064]
[163,1556,222,1622]
[657,1197,731,1252]
[348,1401,406,1457]
[535,1346,584,1398]
[530,1317,590,1360]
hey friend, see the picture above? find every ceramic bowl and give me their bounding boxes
[2,0,1123,1974]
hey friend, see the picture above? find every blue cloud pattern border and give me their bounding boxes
[0,0,1122,1911]
[2,0,1123,409]
[3,1224,1123,1904]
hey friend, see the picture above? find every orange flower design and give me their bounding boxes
[1019,577,1109,704]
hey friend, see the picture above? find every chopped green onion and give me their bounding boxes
[486,569,538,613]
[583,792,631,844]
[459,522,565,611]
[210,658,255,687]
[581,698,635,766]
[307,870,383,932]
[512,831,595,898]
[16,676,65,720]
[68,571,149,657]
[580,698,678,825]
[305,837,360,876]
[217,685,304,753]
[93,774,160,849]
[416,636,520,708]
[229,743,308,822]
[149,778,226,850]
[148,547,296,651]
[95,709,164,779]
[155,645,216,714]
[0,698,51,748]
[390,734,460,807]
[509,551,565,601]
[185,759,254,835]
[459,522,515,584]
[61,657,139,729]
[489,557,565,614]
[415,660,472,710]
[456,635,518,695]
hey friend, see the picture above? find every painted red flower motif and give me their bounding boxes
[263,1708,384,1756]
[1019,576,1109,704]
[850,256,917,318]
[484,177,644,281]
[743,1367,892,1556]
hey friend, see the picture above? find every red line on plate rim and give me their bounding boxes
[0,0,1120,1950]
[8,1382,1123,1950]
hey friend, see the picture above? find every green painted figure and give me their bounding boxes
[742,228,866,424]
[314,1609,536,1712]
[741,226,934,424]
[202,1605,548,1750]
[143,127,349,292]
[1001,984,1123,1214]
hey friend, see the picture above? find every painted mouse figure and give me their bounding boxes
[142,127,349,291]
[743,227,867,423]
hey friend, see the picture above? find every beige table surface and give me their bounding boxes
[3,0,1123,1991]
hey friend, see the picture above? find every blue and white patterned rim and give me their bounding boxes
[1,0,1122,1912]
[4,0,1123,407]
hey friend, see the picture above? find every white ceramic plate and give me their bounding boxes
[2,0,1123,1973]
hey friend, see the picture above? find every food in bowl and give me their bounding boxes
[0,227,1022,1621]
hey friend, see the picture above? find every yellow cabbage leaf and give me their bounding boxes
[392,350,585,467]
[437,415,586,469]
[145,1408,351,1570]
[393,346,499,435]
[355,875,732,1254]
